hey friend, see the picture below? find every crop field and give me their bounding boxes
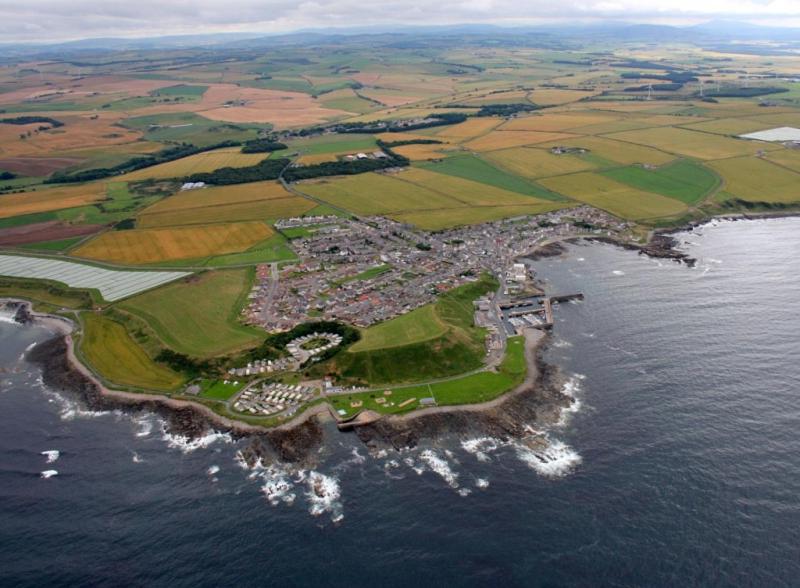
[602,160,720,205]
[120,112,261,146]
[0,183,108,219]
[708,157,800,203]
[138,181,293,214]
[483,146,598,179]
[73,221,273,264]
[607,127,781,160]
[678,118,769,136]
[539,172,688,220]
[529,89,598,105]
[349,305,448,352]
[80,313,184,391]
[138,197,315,228]
[119,147,266,181]
[764,149,800,173]
[419,154,561,199]
[392,143,455,160]
[118,269,262,357]
[465,130,578,152]
[392,203,565,230]
[0,254,189,301]
[435,118,503,140]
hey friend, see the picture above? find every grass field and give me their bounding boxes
[679,118,769,136]
[708,157,800,204]
[602,159,720,205]
[435,118,502,140]
[0,183,108,219]
[80,313,185,391]
[607,127,780,160]
[120,112,261,146]
[329,335,527,417]
[764,149,800,174]
[349,305,448,352]
[419,154,563,199]
[73,221,273,264]
[499,112,616,132]
[0,276,93,310]
[392,143,453,160]
[118,269,263,357]
[483,146,598,179]
[539,172,688,220]
[198,379,246,401]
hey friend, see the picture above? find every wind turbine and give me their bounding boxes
[647,83,653,100]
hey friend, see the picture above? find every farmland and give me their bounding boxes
[73,221,274,264]
[602,160,719,205]
[119,147,267,181]
[0,183,108,218]
[118,269,263,357]
[709,157,800,204]
[349,305,448,352]
[607,127,780,160]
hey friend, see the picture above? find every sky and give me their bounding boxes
[2,0,800,43]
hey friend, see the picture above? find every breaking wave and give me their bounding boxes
[514,436,582,478]
[305,471,343,522]
[41,450,60,463]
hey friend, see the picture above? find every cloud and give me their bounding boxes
[2,0,800,42]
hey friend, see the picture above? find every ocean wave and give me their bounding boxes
[41,449,60,463]
[475,478,490,489]
[132,414,157,438]
[305,471,343,522]
[514,436,582,478]
[460,437,501,462]
[612,270,625,276]
[40,469,58,478]
[161,429,233,454]
[260,465,297,507]
[418,449,460,489]
[207,465,220,476]
[132,452,143,464]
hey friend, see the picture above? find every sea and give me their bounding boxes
[1,217,799,587]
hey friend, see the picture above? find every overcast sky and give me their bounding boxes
[2,0,800,43]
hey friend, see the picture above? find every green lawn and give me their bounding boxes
[349,304,448,352]
[333,264,392,287]
[198,378,246,401]
[419,154,563,200]
[601,159,720,205]
[19,236,85,251]
[118,268,264,358]
[0,276,94,310]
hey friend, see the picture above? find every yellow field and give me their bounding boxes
[436,118,503,140]
[484,147,597,178]
[0,182,107,219]
[301,173,462,214]
[607,127,780,160]
[73,221,273,264]
[391,203,563,230]
[499,113,617,132]
[465,130,578,152]
[533,136,676,166]
[296,153,339,165]
[118,147,266,181]
[539,172,687,220]
[138,198,315,227]
[393,143,454,160]
[709,157,800,203]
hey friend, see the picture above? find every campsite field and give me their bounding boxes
[73,221,273,264]
[118,269,263,357]
[80,313,185,391]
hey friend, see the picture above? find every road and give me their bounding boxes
[258,262,279,324]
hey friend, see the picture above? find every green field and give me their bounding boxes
[198,379,246,401]
[349,304,448,352]
[0,277,94,310]
[419,154,563,200]
[19,236,85,251]
[80,313,185,391]
[117,269,264,357]
[602,159,720,205]
[318,275,496,385]
[120,112,262,146]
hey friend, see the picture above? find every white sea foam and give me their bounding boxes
[41,450,60,463]
[458,488,472,497]
[552,338,573,349]
[132,414,155,438]
[418,449,460,489]
[161,429,233,454]
[207,465,220,476]
[514,437,581,478]
[577,257,585,262]
[40,469,58,478]
[305,471,343,522]
[612,270,625,276]
[475,478,490,489]
[132,452,143,464]
[460,437,501,462]
[0,313,20,325]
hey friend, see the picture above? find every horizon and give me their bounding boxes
[4,0,800,45]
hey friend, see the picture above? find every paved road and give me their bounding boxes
[259,262,279,323]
